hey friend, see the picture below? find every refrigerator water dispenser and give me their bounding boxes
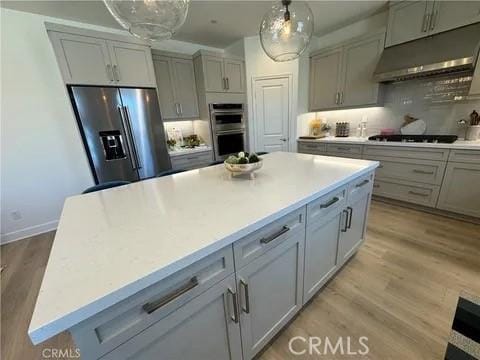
[99,131,126,161]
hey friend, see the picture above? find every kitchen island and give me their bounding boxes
[29,152,378,360]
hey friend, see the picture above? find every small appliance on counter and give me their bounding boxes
[465,110,480,140]
[335,122,350,137]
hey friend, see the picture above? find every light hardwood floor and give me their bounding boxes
[1,201,479,360]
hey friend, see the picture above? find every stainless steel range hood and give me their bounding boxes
[374,23,480,82]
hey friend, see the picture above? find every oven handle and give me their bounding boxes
[215,129,246,135]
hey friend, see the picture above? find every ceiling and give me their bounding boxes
[1,0,388,48]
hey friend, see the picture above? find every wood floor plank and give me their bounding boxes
[1,201,479,359]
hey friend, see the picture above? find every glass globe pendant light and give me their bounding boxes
[259,0,314,62]
[103,0,189,41]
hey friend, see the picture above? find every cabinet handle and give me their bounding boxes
[106,64,114,81]
[222,77,226,90]
[112,64,120,81]
[179,103,183,115]
[336,146,351,151]
[340,91,344,104]
[320,196,339,209]
[423,13,431,32]
[429,10,437,30]
[355,179,370,188]
[260,225,290,244]
[408,191,429,197]
[174,103,179,115]
[226,77,230,90]
[335,92,339,104]
[227,288,239,323]
[347,206,353,229]
[143,276,198,314]
[341,209,349,232]
[412,169,434,175]
[239,279,250,314]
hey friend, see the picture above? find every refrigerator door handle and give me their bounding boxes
[123,106,142,169]
[118,106,138,170]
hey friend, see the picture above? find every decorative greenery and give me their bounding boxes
[166,138,176,148]
[225,152,262,164]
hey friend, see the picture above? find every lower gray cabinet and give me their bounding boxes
[303,209,342,304]
[236,232,305,359]
[337,189,370,265]
[101,274,242,360]
[437,162,480,218]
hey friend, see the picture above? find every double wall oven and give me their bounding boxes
[209,103,246,161]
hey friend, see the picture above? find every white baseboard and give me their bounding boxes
[0,220,59,245]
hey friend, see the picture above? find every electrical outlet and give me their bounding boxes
[10,211,22,221]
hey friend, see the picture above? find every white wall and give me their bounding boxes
[0,8,220,244]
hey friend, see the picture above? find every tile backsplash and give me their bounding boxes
[299,74,480,138]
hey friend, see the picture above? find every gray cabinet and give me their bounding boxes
[337,175,373,265]
[437,162,480,218]
[194,52,245,93]
[386,1,480,47]
[304,187,346,303]
[152,52,199,120]
[48,31,156,87]
[170,150,213,171]
[237,231,305,359]
[101,274,242,360]
[309,31,384,111]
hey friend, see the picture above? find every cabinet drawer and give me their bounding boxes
[326,152,363,159]
[233,207,306,269]
[307,185,347,224]
[348,172,375,203]
[369,156,446,185]
[373,179,440,207]
[448,149,480,164]
[170,151,213,170]
[71,246,234,360]
[326,144,363,156]
[363,145,449,161]
[297,142,327,154]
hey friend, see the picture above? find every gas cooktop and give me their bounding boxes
[368,135,458,144]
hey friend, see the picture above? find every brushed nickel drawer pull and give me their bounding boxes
[260,225,290,244]
[143,277,198,314]
[412,169,434,175]
[320,196,339,209]
[239,279,250,314]
[336,146,352,151]
[227,288,239,323]
[355,179,370,188]
[408,191,429,197]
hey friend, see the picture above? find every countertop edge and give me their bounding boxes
[28,161,379,345]
[297,138,480,150]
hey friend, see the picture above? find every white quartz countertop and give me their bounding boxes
[168,145,212,157]
[298,136,480,150]
[29,152,378,344]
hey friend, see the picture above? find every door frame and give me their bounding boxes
[250,74,294,153]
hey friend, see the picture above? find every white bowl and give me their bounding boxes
[224,159,263,178]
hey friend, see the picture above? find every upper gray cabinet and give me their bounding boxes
[194,51,245,93]
[48,30,156,87]
[386,1,480,47]
[152,52,199,120]
[309,31,385,111]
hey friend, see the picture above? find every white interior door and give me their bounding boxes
[253,76,291,153]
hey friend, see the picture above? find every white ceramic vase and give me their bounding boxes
[465,125,480,141]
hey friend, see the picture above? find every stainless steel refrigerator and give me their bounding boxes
[70,86,171,183]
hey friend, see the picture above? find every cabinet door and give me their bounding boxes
[203,56,225,92]
[171,58,200,118]
[153,56,178,120]
[385,1,433,47]
[48,32,113,85]
[437,162,480,218]
[108,41,156,87]
[101,274,242,360]
[341,33,384,107]
[309,48,343,111]
[337,192,370,265]
[224,59,245,93]
[304,210,342,303]
[237,232,304,359]
[430,1,480,35]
